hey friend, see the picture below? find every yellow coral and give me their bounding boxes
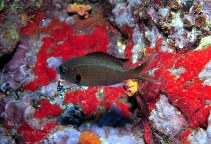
[79,131,101,144]
[124,79,138,96]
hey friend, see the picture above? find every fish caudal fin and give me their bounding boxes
[132,54,158,83]
[134,54,157,72]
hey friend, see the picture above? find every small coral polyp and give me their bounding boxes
[67,3,92,18]
[79,131,101,144]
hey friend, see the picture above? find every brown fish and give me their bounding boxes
[56,52,156,86]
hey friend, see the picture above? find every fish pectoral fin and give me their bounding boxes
[138,73,159,84]
[85,51,107,57]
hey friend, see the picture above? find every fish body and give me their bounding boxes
[56,52,155,86]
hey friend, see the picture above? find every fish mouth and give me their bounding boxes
[56,66,61,74]
[56,65,67,81]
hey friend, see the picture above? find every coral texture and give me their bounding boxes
[0,0,211,143]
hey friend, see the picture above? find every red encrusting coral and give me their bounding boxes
[64,87,100,115]
[17,122,57,143]
[181,129,191,144]
[65,86,127,116]
[142,118,153,144]
[20,12,45,35]
[20,13,65,36]
[101,86,125,110]
[34,99,64,118]
[124,40,134,63]
[141,37,211,128]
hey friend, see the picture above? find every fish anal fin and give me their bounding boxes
[85,51,108,57]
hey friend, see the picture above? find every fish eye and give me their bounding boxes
[59,66,65,74]
[75,74,81,82]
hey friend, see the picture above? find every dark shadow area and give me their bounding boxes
[97,104,132,127]
[0,42,19,71]
[58,103,133,128]
[57,105,86,126]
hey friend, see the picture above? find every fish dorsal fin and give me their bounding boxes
[85,52,110,57]
[85,52,129,65]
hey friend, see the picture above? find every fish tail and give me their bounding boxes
[130,54,158,83]
[134,54,157,72]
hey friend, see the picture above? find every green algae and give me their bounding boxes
[11,0,24,12]
[3,26,19,41]
[32,0,42,8]
[0,0,4,11]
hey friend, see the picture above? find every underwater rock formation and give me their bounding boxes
[105,0,211,63]
[0,0,211,143]
[149,95,187,141]
[58,105,85,126]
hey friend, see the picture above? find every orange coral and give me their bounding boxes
[79,131,101,144]
[67,3,92,19]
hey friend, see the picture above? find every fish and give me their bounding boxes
[56,52,156,86]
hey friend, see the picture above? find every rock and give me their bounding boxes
[0,25,20,62]
[58,105,85,126]
[43,126,81,144]
[0,126,15,144]
[149,95,187,140]
[5,101,27,127]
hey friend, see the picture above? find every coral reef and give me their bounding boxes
[0,0,211,143]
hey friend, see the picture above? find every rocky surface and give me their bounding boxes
[0,0,211,144]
